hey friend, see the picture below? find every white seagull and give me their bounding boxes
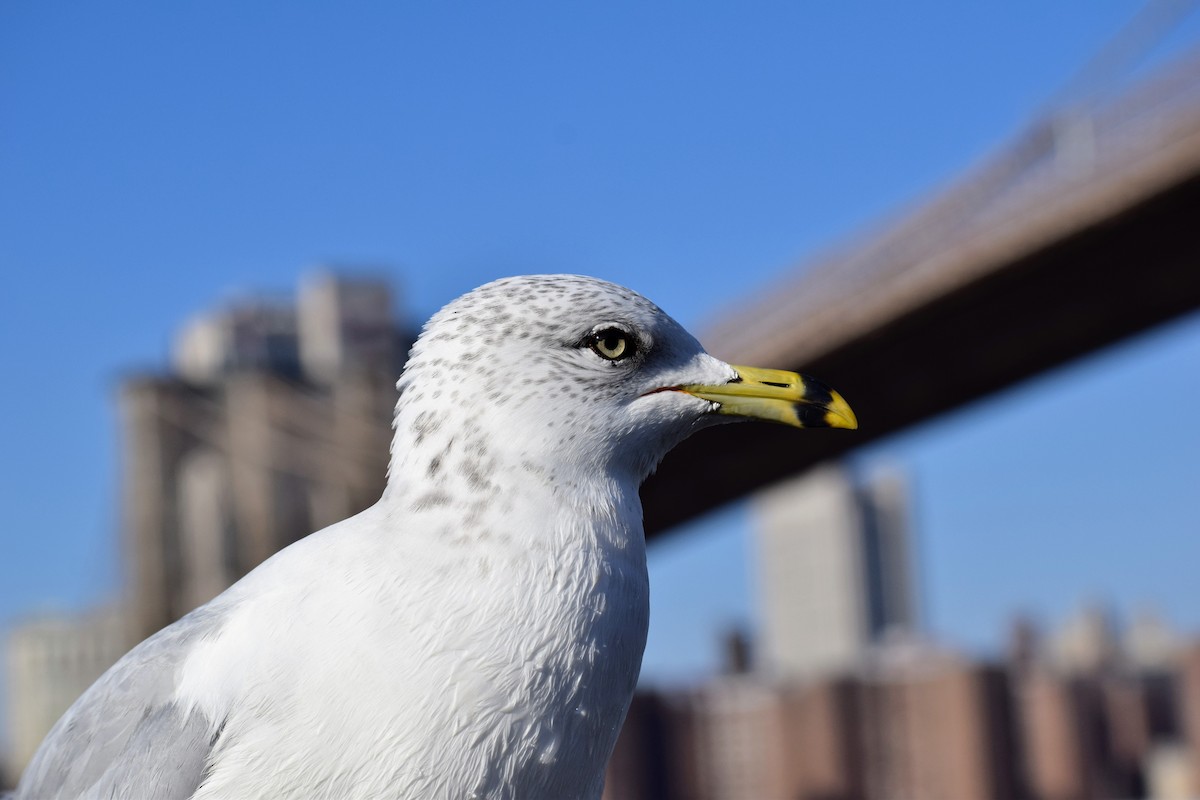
[13,275,856,800]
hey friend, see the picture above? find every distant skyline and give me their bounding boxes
[2,2,1199,693]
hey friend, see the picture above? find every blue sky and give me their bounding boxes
[2,1,1198,689]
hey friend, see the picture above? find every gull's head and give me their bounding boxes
[390,275,856,490]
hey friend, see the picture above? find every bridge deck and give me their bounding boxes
[642,52,1200,537]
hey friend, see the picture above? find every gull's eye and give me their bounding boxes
[588,327,636,361]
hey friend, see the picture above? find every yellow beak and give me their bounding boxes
[679,365,858,430]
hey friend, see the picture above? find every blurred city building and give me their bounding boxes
[1052,604,1121,674]
[1144,743,1194,800]
[601,693,679,800]
[1127,610,1183,673]
[4,607,130,780]
[607,603,1200,800]
[1175,642,1200,794]
[122,271,412,639]
[608,646,1018,800]
[754,465,918,678]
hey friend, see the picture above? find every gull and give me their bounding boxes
[13,274,856,799]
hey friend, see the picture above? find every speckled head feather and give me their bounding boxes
[386,274,737,500]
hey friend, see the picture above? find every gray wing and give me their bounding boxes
[15,604,228,800]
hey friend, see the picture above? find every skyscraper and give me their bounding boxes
[753,463,918,678]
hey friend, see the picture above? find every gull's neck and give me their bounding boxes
[381,396,645,555]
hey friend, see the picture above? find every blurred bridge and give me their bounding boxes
[643,50,1200,537]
